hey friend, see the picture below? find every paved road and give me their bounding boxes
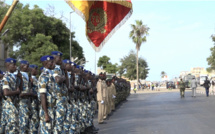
[94,90,215,134]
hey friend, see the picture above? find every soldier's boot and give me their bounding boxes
[85,126,98,134]
[92,125,99,131]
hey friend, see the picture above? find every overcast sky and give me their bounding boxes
[4,0,215,81]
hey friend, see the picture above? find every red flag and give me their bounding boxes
[66,1,133,52]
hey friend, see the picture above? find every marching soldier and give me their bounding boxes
[2,58,21,133]
[51,51,68,133]
[179,78,186,98]
[29,64,39,134]
[19,60,36,134]
[38,55,56,133]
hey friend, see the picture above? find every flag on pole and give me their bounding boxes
[66,0,133,52]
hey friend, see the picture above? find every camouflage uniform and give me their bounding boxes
[0,79,4,133]
[38,68,56,134]
[52,65,68,134]
[68,72,78,134]
[2,72,19,133]
[19,71,31,134]
[71,73,80,133]
[29,75,39,134]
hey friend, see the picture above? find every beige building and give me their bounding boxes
[190,67,205,77]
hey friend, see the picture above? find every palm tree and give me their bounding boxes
[129,20,149,89]
[161,71,166,78]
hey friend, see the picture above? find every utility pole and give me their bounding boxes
[69,11,74,61]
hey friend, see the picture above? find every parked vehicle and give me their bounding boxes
[167,81,176,89]
[200,74,208,86]
[183,74,195,88]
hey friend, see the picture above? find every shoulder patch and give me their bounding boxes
[4,81,8,85]
[41,84,46,88]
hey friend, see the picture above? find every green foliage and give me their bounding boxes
[129,20,149,50]
[207,43,215,72]
[119,50,149,80]
[97,55,118,74]
[0,2,85,66]
[161,71,166,78]
[97,55,111,69]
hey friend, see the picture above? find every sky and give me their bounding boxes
[4,0,215,81]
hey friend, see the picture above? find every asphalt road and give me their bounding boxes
[94,90,215,134]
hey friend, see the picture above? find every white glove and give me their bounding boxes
[101,100,104,104]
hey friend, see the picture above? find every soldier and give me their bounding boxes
[2,58,21,133]
[106,79,112,115]
[38,55,56,133]
[51,51,68,133]
[179,78,186,98]
[0,70,4,133]
[19,60,37,134]
[97,73,105,124]
[63,59,75,133]
[87,72,99,133]
[110,78,116,111]
[74,65,82,133]
[102,73,108,120]
[69,62,80,133]
[29,64,39,134]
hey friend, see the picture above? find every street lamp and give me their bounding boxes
[70,11,74,61]
[0,29,9,39]
[80,60,89,66]
[76,58,84,64]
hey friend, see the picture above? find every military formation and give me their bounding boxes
[0,51,131,134]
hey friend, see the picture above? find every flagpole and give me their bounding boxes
[0,0,19,33]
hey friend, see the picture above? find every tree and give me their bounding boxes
[129,20,149,89]
[207,35,215,72]
[0,2,85,66]
[97,55,118,74]
[119,50,149,80]
[97,55,111,70]
[161,71,166,78]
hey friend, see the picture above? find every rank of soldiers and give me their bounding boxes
[0,51,131,134]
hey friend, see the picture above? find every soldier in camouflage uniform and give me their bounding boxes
[38,55,56,133]
[51,51,68,134]
[90,74,99,132]
[2,58,21,133]
[19,60,37,134]
[63,59,76,134]
[29,64,39,134]
[0,70,4,133]
[79,67,88,133]
[74,65,82,133]
[69,62,80,133]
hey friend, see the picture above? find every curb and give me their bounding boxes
[196,90,215,95]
